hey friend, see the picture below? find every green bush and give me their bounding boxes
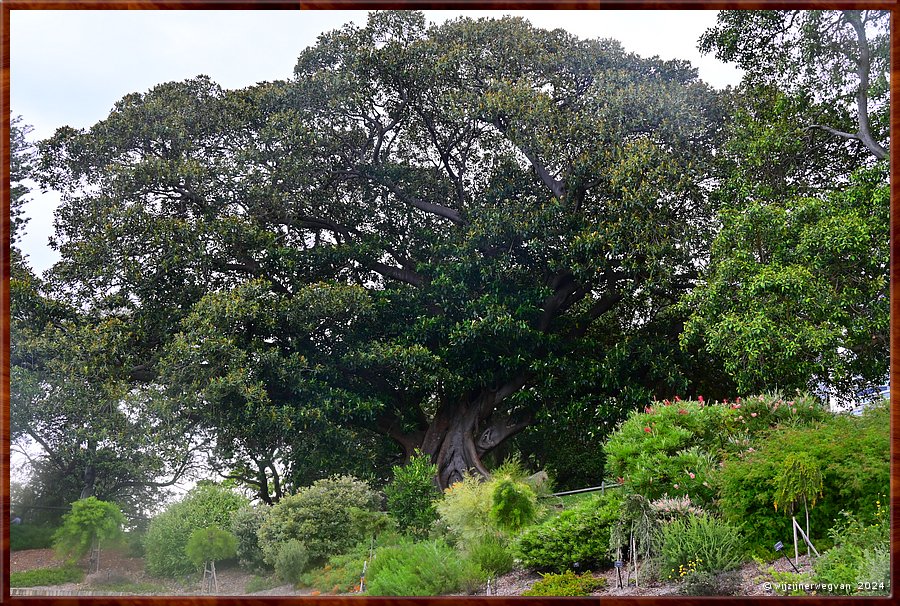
[605,394,827,506]
[812,502,889,595]
[435,473,494,546]
[522,570,607,596]
[274,539,310,585]
[366,539,484,596]
[257,475,380,568]
[10,524,57,551]
[516,493,621,573]
[384,451,440,538]
[659,514,744,579]
[490,477,537,532]
[301,544,368,594]
[678,569,742,596]
[231,504,270,571]
[52,497,125,563]
[10,565,84,587]
[465,534,515,577]
[185,526,238,568]
[143,483,248,577]
[716,405,889,556]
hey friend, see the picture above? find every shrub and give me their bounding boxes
[257,475,380,568]
[384,451,440,538]
[185,526,238,569]
[464,534,515,578]
[716,405,889,556]
[678,569,742,596]
[10,523,57,551]
[143,483,248,577]
[435,473,494,546]
[366,539,484,596]
[10,565,84,587]
[516,493,621,573]
[274,539,310,585]
[52,497,125,563]
[659,514,744,579]
[489,477,537,532]
[604,393,825,505]
[812,502,889,595]
[301,543,370,594]
[522,570,607,596]
[231,504,270,571]
[650,495,706,523]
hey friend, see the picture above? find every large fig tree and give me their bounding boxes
[36,12,723,489]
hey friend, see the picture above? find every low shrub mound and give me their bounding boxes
[257,475,381,570]
[10,524,57,551]
[366,539,484,596]
[10,565,84,588]
[523,570,607,596]
[516,493,621,573]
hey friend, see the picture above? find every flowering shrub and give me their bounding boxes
[603,393,826,505]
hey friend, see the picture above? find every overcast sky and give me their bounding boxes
[10,9,743,275]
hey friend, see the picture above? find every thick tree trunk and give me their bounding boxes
[417,380,533,489]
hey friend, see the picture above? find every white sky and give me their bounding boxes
[10,9,742,275]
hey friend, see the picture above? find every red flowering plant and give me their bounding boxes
[603,392,827,506]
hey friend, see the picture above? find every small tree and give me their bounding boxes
[185,526,238,593]
[385,450,440,537]
[53,497,125,572]
[774,453,823,559]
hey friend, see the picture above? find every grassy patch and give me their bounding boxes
[10,565,84,587]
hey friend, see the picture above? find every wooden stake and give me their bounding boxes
[792,516,799,566]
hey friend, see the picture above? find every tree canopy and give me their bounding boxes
[16,10,889,495]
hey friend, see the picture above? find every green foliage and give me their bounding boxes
[716,405,889,556]
[37,10,724,490]
[522,570,607,596]
[257,475,381,567]
[762,566,813,596]
[245,574,283,594]
[609,493,658,565]
[185,526,238,568]
[489,477,537,532]
[52,497,125,563]
[464,535,515,578]
[682,164,889,399]
[301,549,367,594]
[10,523,58,551]
[143,483,248,577]
[659,515,744,579]
[384,451,439,537]
[10,565,84,587]
[516,493,621,573]
[773,452,822,514]
[678,569,742,596]
[435,473,495,546]
[604,394,825,505]
[274,539,310,585]
[812,502,889,595]
[230,504,269,571]
[366,539,484,596]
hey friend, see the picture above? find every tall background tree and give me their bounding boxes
[34,12,726,489]
[685,10,889,402]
